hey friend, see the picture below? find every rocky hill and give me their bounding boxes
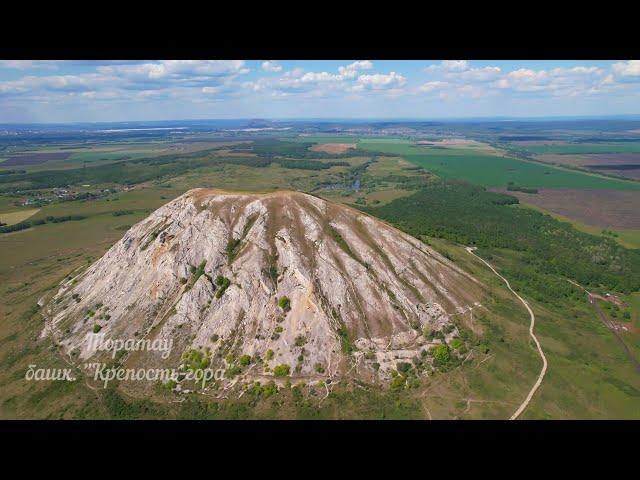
[42,189,484,390]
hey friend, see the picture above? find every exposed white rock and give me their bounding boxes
[42,189,483,385]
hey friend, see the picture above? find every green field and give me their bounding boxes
[357,141,640,190]
[522,143,640,155]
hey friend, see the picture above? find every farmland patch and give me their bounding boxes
[358,140,640,190]
[495,188,640,230]
[2,152,72,166]
[309,143,356,154]
[0,209,40,226]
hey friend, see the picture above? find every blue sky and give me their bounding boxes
[0,60,639,122]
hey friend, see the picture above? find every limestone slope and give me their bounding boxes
[42,189,484,384]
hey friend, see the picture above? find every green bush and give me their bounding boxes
[214,276,231,298]
[396,362,412,374]
[163,379,177,391]
[390,374,407,390]
[182,349,209,371]
[273,364,290,377]
[337,326,354,354]
[278,296,291,311]
[431,344,450,363]
[262,381,278,398]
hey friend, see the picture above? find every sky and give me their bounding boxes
[1,60,639,123]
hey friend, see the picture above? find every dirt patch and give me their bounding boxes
[611,321,640,334]
[3,152,72,166]
[309,143,356,154]
[511,140,569,146]
[494,188,640,229]
[416,139,479,146]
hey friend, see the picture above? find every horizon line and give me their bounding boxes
[3,113,640,126]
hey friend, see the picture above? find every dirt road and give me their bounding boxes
[465,247,548,420]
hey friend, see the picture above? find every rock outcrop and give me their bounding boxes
[42,189,484,387]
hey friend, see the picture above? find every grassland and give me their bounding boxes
[365,183,640,418]
[284,136,639,192]
[357,140,640,190]
[1,133,639,419]
[425,240,640,419]
[0,140,241,173]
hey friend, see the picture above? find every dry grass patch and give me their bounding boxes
[309,143,356,154]
[0,208,40,225]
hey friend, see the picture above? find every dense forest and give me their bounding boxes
[366,180,640,299]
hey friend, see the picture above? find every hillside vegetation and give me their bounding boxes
[366,180,640,300]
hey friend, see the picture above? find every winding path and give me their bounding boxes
[465,247,548,420]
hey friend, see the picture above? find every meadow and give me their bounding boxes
[365,185,640,418]
[357,140,640,190]
[1,132,639,419]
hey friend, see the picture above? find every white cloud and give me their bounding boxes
[441,60,469,72]
[80,91,119,100]
[97,60,249,82]
[338,60,373,79]
[0,74,103,95]
[612,60,640,77]
[424,60,469,74]
[423,62,501,86]
[457,66,502,82]
[300,71,342,83]
[493,66,609,95]
[419,81,450,93]
[417,61,623,100]
[357,71,406,89]
[0,60,58,70]
[261,61,282,72]
[202,86,221,94]
[2,60,640,121]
